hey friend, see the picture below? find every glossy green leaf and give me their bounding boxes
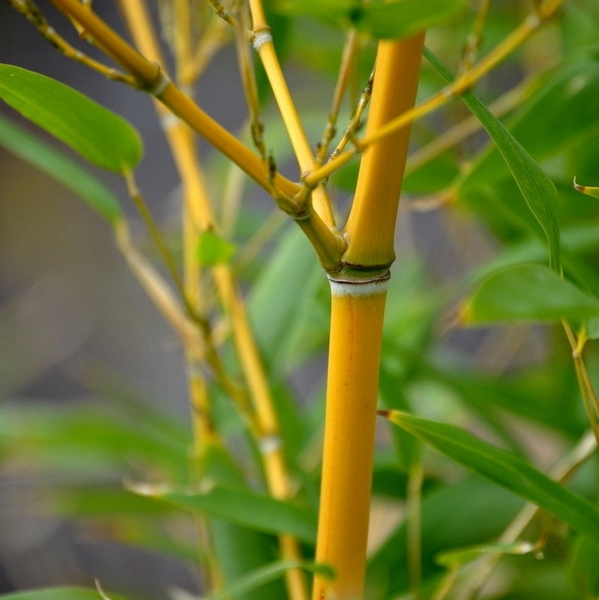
[460,61,599,190]
[0,588,128,600]
[425,49,561,272]
[383,410,599,542]
[0,64,142,173]
[199,560,334,600]
[130,482,317,543]
[276,0,464,39]
[0,113,122,222]
[459,263,599,324]
[196,230,236,265]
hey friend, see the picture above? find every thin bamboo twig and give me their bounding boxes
[8,0,134,84]
[316,29,361,167]
[247,0,337,228]
[304,3,562,189]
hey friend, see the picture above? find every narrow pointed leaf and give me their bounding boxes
[0,64,142,173]
[130,482,317,543]
[383,410,599,542]
[435,540,537,569]
[425,49,561,272]
[459,263,599,324]
[199,560,334,600]
[0,113,122,222]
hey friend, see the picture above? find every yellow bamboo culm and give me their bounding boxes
[313,280,388,600]
[312,33,425,600]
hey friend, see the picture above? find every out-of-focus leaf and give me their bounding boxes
[248,226,326,375]
[0,114,122,222]
[199,560,333,600]
[199,440,287,600]
[459,263,599,325]
[130,482,317,543]
[366,477,523,599]
[0,588,128,600]
[275,0,464,39]
[425,49,561,272]
[435,540,537,569]
[573,178,599,200]
[0,64,142,173]
[196,230,236,265]
[568,535,599,598]
[0,403,189,480]
[383,410,599,542]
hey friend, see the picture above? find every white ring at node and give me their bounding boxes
[328,278,389,297]
[151,73,171,98]
[253,31,273,52]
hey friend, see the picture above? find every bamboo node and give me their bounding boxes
[327,270,390,297]
[147,67,171,97]
[259,433,282,455]
[252,30,273,52]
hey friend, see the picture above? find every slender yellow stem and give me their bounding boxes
[248,0,336,227]
[9,0,134,84]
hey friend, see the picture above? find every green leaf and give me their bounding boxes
[459,263,599,325]
[130,482,317,543]
[0,113,122,222]
[248,226,326,375]
[424,49,561,272]
[435,540,537,569]
[350,0,465,39]
[382,410,599,542]
[196,230,236,265]
[199,560,334,600]
[275,0,464,39]
[568,535,599,598]
[0,64,142,173]
[0,588,128,600]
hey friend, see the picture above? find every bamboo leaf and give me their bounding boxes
[276,0,464,39]
[196,230,236,265]
[435,540,537,569]
[382,410,599,542]
[130,482,317,543]
[198,560,334,600]
[350,0,465,39]
[0,64,142,173]
[0,588,128,600]
[0,113,122,223]
[459,263,599,325]
[424,49,561,272]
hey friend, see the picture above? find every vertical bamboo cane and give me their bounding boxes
[312,33,424,600]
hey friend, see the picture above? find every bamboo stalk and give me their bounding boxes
[312,34,425,600]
